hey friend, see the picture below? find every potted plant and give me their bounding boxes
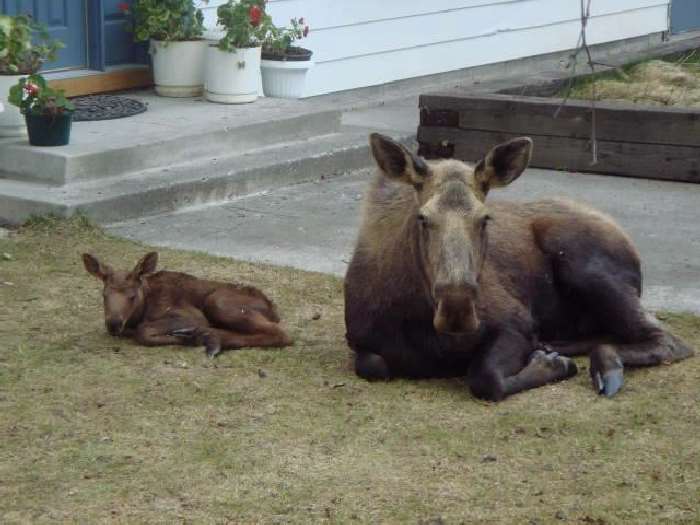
[8,74,75,146]
[206,0,272,104]
[0,14,63,137]
[120,0,207,97]
[261,17,312,99]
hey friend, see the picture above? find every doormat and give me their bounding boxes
[71,95,147,122]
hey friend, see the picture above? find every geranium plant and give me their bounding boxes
[264,17,310,57]
[120,0,206,42]
[8,74,74,116]
[216,0,273,51]
[0,15,64,74]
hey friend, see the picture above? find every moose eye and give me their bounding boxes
[417,213,429,228]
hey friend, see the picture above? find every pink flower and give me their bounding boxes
[298,17,305,25]
[303,25,310,38]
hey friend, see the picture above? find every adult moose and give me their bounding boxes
[83,252,292,356]
[344,134,693,400]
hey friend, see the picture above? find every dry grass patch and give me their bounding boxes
[1,217,699,524]
[566,53,700,107]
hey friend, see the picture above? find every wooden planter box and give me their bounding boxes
[417,92,700,183]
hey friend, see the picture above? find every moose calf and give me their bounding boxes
[83,252,292,356]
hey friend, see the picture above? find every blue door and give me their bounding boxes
[0,0,88,70]
[103,0,147,66]
[672,0,700,34]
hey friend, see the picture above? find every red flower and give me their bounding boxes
[303,25,310,38]
[117,2,130,13]
[249,5,262,27]
[24,83,39,97]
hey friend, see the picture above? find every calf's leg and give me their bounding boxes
[136,315,209,347]
[201,292,292,356]
[178,307,292,357]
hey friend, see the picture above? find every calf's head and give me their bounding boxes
[82,252,158,336]
[370,133,532,335]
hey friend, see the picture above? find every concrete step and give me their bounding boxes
[0,109,341,185]
[0,127,412,224]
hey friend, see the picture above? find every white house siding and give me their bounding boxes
[197,0,670,97]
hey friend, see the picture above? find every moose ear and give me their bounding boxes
[82,253,112,281]
[475,137,533,195]
[132,252,158,277]
[370,133,429,188]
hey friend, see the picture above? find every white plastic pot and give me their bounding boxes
[261,59,313,99]
[0,74,27,137]
[205,45,261,104]
[151,40,207,97]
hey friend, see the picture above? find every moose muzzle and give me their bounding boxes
[432,283,480,335]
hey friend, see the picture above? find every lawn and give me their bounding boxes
[1,218,699,524]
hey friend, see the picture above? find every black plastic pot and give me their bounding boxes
[25,111,73,147]
[261,46,313,62]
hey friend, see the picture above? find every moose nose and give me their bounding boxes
[106,319,122,336]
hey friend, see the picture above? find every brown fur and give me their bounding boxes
[83,252,292,357]
[344,134,693,399]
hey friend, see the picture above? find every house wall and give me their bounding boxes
[197,0,671,97]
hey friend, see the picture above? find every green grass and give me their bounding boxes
[1,218,700,523]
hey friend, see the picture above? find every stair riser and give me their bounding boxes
[0,194,68,224]
[74,144,376,224]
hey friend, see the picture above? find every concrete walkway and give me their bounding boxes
[107,165,700,314]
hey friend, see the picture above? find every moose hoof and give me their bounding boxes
[529,349,578,379]
[662,333,695,362]
[593,369,624,398]
[204,337,222,358]
[590,345,624,398]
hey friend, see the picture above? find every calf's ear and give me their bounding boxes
[370,133,429,188]
[132,252,158,278]
[82,253,112,281]
[475,137,532,195]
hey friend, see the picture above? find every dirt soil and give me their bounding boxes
[1,218,700,524]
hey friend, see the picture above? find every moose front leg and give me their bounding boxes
[467,330,578,401]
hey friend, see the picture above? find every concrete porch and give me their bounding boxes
[0,92,411,224]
